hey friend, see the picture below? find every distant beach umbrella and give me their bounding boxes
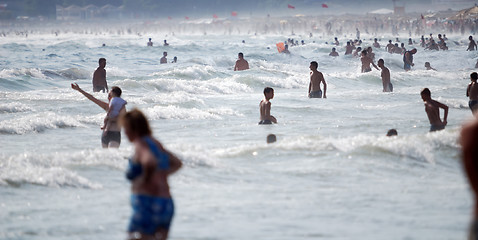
[322,3,329,8]
[213,14,218,19]
[231,11,238,17]
[288,4,295,9]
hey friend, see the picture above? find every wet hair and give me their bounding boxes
[163,51,167,55]
[149,38,151,41]
[263,87,274,95]
[378,59,384,64]
[386,129,398,136]
[425,62,430,66]
[99,58,106,64]
[471,72,478,81]
[356,47,362,51]
[238,52,244,58]
[267,134,277,143]
[470,36,474,40]
[374,38,378,41]
[120,108,152,137]
[310,61,318,68]
[361,50,367,55]
[389,40,392,43]
[346,41,350,45]
[421,88,431,96]
[111,86,122,97]
[332,47,336,51]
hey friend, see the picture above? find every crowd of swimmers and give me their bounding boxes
[67,32,478,240]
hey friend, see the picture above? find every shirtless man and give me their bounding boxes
[378,59,392,92]
[71,83,126,148]
[308,61,327,98]
[403,48,417,71]
[334,37,339,46]
[367,47,375,61]
[92,58,108,93]
[420,88,448,132]
[234,52,249,71]
[329,48,339,57]
[147,38,153,46]
[361,50,379,73]
[344,42,354,55]
[461,119,478,240]
[467,72,478,115]
[353,47,362,57]
[160,52,167,64]
[259,87,277,125]
[468,36,477,51]
[373,38,380,48]
[164,39,169,46]
[386,40,395,53]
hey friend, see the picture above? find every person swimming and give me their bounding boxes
[386,129,398,136]
[267,134,277,143]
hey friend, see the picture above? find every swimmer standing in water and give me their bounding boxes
[378,59,392,92]
[160,52,168,64]
[361,50,379,73]
[421,88,448,132]
[234,52,249,71]
[308,61,327,98]
[403,48,417,71]
[92,58,108,92]
[467,72,478,115]
[259,87,277,125]
[468,36,477,51]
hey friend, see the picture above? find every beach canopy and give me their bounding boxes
[368,8,394,15]
[449,5,478,20]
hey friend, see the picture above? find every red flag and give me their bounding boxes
[288,4,295,9]
[231,11,238,17]
[168,16,172,20]
[322,3,328,8]
[185,16,189,20]
[213,14,218,19]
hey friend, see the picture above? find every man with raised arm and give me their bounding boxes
[71,83,126,148]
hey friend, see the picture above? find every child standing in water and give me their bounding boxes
[102,87,127,130]
[259,87,277,125]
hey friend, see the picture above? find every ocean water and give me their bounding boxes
[0,30,476,239]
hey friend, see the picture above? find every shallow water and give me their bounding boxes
[0,31,475,239]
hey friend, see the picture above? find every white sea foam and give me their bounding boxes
[0,112,85,134]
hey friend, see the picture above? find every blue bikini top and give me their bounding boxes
[126,137,170,181]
